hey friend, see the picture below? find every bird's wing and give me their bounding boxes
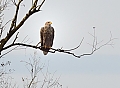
[50,27,54,47]
[40,27,44,46]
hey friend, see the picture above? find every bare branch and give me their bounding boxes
[0,0,46,54]
[63,37,84,52]
[0,46,19,58]
[12,32,19,44]
[37,0,45,10]
[1,31,115,58]
[9,0,23,31]
[28,76,36,88]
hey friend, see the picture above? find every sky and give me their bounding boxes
[1,0,120,88]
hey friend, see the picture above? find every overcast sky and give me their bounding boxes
[2,0,120,88]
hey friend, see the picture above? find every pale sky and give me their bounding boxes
[1,0,120,88]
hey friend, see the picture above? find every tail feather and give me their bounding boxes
[42,47,50,55]
[43,51,48,55]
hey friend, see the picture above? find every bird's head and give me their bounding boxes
[45,21,52,27]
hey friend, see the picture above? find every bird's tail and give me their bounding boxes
[42,47,50,55]
[43,51,48,55]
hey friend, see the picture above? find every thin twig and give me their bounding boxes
[0,46,18,58]
[37,0,45,10]
[63,37,84,51]
[12,32,19,44]
[28,76,36,88]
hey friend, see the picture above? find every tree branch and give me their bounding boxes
[37,0,45,10]
[0,0,46,54]
[1,32,115,58]
[9,0,23,32]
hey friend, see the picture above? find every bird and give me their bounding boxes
[40,21,54,55]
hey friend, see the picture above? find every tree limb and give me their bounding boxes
[0,0,45,54]
[1,32,115,58]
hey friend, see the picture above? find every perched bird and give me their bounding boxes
[40,21,54,55]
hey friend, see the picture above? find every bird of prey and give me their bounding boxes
[40,21,54,55]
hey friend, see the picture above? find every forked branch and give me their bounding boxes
[0,0,46,54]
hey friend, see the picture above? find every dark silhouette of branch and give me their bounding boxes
[0,46,19,58]
[0,30,115,58]
[2,43,39,51]
[37,0,46,10]
[63,37,84,52]
[0,0,46,54]
[12,32,19,44]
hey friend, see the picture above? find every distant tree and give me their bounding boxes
[0,60,16,88]
[0,0,9,38]
[21,51,62,88]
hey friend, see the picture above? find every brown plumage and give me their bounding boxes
[40,21,54,55]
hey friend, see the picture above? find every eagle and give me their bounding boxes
[40,21,54,55]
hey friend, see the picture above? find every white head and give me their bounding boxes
[45,21,52,27]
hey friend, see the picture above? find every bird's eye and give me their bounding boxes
[48,22,50,23]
